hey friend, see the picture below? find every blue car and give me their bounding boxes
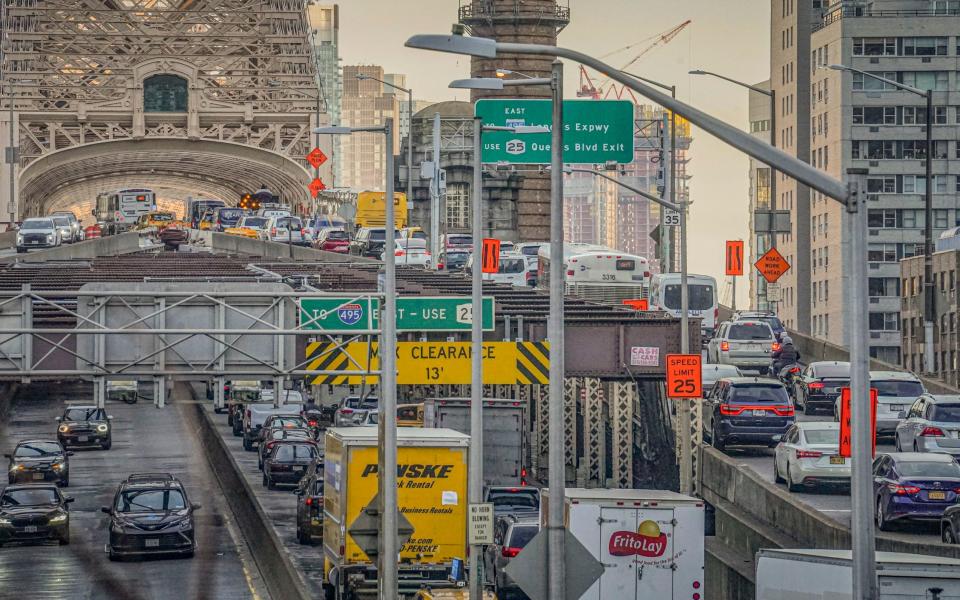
[873,452,960,531]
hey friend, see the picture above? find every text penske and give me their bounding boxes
[361,463,455,478]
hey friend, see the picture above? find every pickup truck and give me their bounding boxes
[242,390,303,451]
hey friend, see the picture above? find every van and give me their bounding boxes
[650,273,719,340]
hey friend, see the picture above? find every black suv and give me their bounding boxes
[295,461,324,545]
[350,228,399,258]
[56,405,113,449]
[703,377,796,451]
[102,473,201,560]
[0,484,74,546]
[6,440,72,486]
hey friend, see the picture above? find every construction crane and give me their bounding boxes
[578,20,692,101]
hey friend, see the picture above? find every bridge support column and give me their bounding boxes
[564,377,579,485]
[154,376,166,408]
[274,376,284,407]
[532,384,548,480]
[583,377,604,487]
[93,377,106,409]
[0,111,19,223]
[214,376,226,411]
[609,381,635,489]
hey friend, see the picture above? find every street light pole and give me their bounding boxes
[470,116,483,600]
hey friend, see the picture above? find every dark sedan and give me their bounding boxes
[0,484,73,546]
[103,473,200,560]
[6,440,72,487]
[295,462,324,544]
[795,361,850,415]
[874,452,960,531]
[57,405,113,450]
[943,504,960,544]
[262,441,320,489]
[258,427,314,470]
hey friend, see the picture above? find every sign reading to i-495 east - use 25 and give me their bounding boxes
[475,99,635,165]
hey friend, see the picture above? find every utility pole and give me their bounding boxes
[431,113,441,267]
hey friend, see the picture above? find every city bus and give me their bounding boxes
[537,243,652,304]
[186,198,226,229]
[354,191,408,230]
[649,273,720,341]
[94,188,158,235]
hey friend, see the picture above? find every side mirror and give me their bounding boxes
[192,503,202,511]
[64,497,75,504]
[295,489,303,496]
[55,417,61,422]
[100,506,111,514]
[772,434,783,443]
[66,451,75,457]
[3,454,9,459]
[107,416,114,420]
[897,411,907,419]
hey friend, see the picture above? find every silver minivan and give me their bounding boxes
[707,320,777,374]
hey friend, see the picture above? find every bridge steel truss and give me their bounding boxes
[0,284,382,409]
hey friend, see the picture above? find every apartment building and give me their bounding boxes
[901,246,960,384]
[306,4,341,186]
[748,80,774,311]
[770,0,960,364]
[339,65,401,190]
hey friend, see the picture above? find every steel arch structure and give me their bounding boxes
[2,0,328,218]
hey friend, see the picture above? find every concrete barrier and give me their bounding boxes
[0,231,17,249]
[16,232,144,263]
[188,397,312,600]
[199,230,377,264]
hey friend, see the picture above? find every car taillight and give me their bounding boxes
[808,382,824,389]
[305,497,313,506]
[501,547,522,558]
[789,367,801,374]
[720,341,729,351]
[308,420,317,427]
[341,408,353,414]
[772,405,795,416]
[888,483,920,495]
[714,307,719,322]
[920,426,946,437]
[796,450,822,459]
[772,342,781,352]
[395,250,405,256]
[271,228,277,235]
[567,270,574,276]
[719,405,743,416]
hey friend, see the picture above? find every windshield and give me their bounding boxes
[814,365,850,378]
[267,416,304,428]
[369,230,386,241]
[325,231,348,240]
[509,525,538,548]
[446,252,468,264]
[447,235,472,246]
[664,284,714,311]
[152,213,173,221]
[758,316,784,331]
[273,444,317,461]
[14,442,62,457]
[803,429,840,445]
[366,413,380,424]
[1,488,59,506]
[519,245,541,256]
[232,390,260,403]
[896,461,960,478]
[277,217,302,230]
[53,217,69,226]
[872,380,924,398]
[730,384,789,404]
[703,366,739,385]
[344,397,378,410]
[21,220,53,230]
[499,259,526,274]
[218,209,243,220]
[488,490,540,510]
[728,323,773,340]
[930,404,960,422]
[64,408,103,421]
[239,217,268,229]
[404,230,427,240]
[398,239,427,250]
[115,489,186,513]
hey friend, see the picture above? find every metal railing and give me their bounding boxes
[814,6,960,31]
[458,0,571,23]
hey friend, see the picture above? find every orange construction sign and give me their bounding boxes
[306,147,328,169]
[622,298,649,311]
[481,239,501,274]
[666,354,702,399]
[308,177,326,198]
[725,240,744,276]
[754,247,791,283]
[838,387,878,458]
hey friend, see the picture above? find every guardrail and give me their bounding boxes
[814,6,959,31]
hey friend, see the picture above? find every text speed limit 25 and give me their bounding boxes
[666,354,702,398]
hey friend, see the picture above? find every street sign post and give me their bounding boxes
[468,503,494,545]
[725,240,744,276]
[502,528,604,600]
[755,246,791,283]
[666,354,702,398]
[300,296,495,332]
[476,99,634,164]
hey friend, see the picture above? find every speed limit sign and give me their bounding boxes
[666,354,702,398]
[663,208,681,227]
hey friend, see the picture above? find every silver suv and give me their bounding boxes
[52,211,82,242]
[484,514,539,597]
[16,218,61,253]
[707,320,777,374]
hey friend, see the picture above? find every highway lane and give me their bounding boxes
[0,382,269,600]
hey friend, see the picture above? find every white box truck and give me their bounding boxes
[544,488,705,599]
[756,549,960,599]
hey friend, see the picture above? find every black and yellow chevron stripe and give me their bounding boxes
[305,341,377,385]
[515,341,549,385]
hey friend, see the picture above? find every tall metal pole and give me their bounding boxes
[769,88,777,250]
[431,113,441,269]
[923,90,935,373]
[379,118,399,600]
[407,88,414,224]
[669,87,678,272]
[846,168,876,600]
[468,117,484,600]
[547,59,566,600]
[2,0,14,225]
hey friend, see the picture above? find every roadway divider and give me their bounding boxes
[197,230,377,263]
[17,231,144,262]
[0,230,16,249]
[187,392,312,600]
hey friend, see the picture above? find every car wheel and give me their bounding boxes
[101,439,111,450]
[183,548,195,559]
[712,423,725,452]
[297,525,311,545]
[257,457,263,470]
[242,437,252,451]
[108,547,120,561]
[59,534,70,545]
[266,477,275,491]
[943,525,956,544]
[759,367,769,376]
[60,476,69,488]
[774,460,785,484]
[913,441,921,453]
[876,498,891,531]
[262,472,268,487]
[227,413,234,427]
[786,467,802,493]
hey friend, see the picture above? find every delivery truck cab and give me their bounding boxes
[544,488,705,600]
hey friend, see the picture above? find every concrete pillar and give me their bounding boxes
[0,110,20,224]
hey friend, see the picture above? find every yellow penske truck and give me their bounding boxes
[323,427,470,600]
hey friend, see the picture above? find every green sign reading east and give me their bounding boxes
[476,99,634,165]
[299,296,494,332]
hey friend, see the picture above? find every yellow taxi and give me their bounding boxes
[135,211,177,231]
[198,209,215,230]
[223,215,269,239]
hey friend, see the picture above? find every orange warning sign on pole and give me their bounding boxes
[666,354,702,398]
[308,177,326,198]
[725,240,744,276]
[754,247,791,283]
[839,387,878,458]
[481,239,501,274]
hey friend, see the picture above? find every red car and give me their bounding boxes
[313,230,350,253]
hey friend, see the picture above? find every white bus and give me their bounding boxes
[649,273,719,341]
[537,243,652,304]
[95,188,157,235]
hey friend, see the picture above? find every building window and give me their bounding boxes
[868,209,897,228]
[901,71,949,91]
[852,71,898,91]
[901,37,948,56]
[869,312,900,331]
[935,209,950,228]
[853,106,896,125]
[445,183,470,229]
[143,74,188,113]
[869,277,900,297]
[904,106,948,125]
[867,176,896,193]
[853,37,897,56]
[756,168,771,209]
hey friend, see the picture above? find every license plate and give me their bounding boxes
[889,404,905,412]
[930,491,946,500]
[78,436,88,442]
[311,518,321,525]
[752,409,766,417]
[830,456,845,465]
[145,539,160,548]
[24,525,37,533]
[32,473,43,480]
[295,466,304,472]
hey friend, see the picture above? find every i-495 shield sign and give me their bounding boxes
[300,298,380,331]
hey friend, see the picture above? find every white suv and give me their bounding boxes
[265,216,307,245]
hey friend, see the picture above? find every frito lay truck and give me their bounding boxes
[543,488,705,599]
[323,427,469,598]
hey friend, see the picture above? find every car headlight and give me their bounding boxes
[97,424,109,433]
[16,235,22,243]
[52,461,65,471]
[0,517,11,526]
[46,234,53,241]
[49,512,67,524]
[111,521,125,533]
[58,425,70,433]
[177,518,192,529]
[9,464,22,472]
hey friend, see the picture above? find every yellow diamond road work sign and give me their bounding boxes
[306,341,550,385]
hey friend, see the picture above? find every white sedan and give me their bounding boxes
[382,238,431,267]
[773,421,850,492]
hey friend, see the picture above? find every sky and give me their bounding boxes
[337,0,770,302]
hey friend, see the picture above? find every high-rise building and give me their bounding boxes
[339,65,400,191]
[747,80,773,311]
[306,3,341,186]
[769,0,960,364]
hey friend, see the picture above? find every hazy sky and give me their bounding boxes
[338,0,769,301]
